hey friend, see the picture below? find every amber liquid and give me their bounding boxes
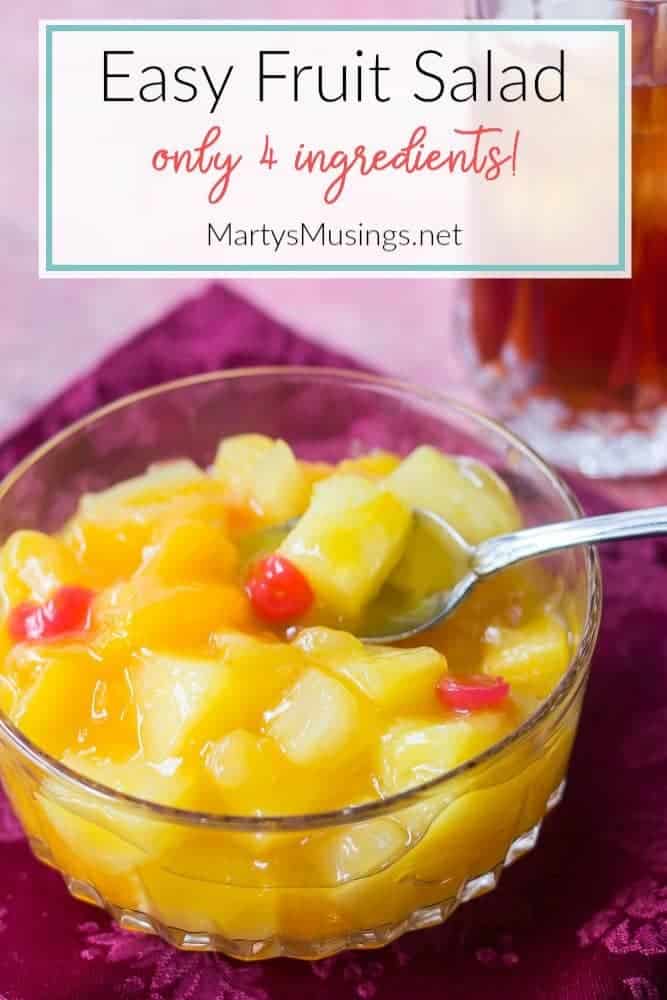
[470,83,667,417]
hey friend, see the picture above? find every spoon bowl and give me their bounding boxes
[254,504,667,644]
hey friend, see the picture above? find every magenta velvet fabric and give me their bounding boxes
[0,285,665,1000]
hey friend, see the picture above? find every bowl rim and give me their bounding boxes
[0,366,602,832]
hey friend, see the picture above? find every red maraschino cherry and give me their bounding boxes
[437,673,510,712]
[246,554,314,623]
[8,586,95,642]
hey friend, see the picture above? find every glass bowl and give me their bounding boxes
[0,368,601,960]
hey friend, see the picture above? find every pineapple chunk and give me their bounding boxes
[379,713,513,795]
[205,729,317,815]
[266,667,362,767]
[385,446,521,545]
[300,461,334,489]
[388,512,471,601]
[79,460,208,515]
[40,752,198,874]
[0,675,16,717]
[215,634,304,736]
[0,530,82,609]
[134,653,231,761]
[482,613,571,700]
[215,634,303,714]
[0,619,13,675]
[330,644,445,714]
[206,728,260,789]
[213,435,309,523]
[210,628,278,651]
[292,626,362,661]
[279,475,412,618]
[251,440,310,523]
[212,434,274,502]
[338,452,401,480]
[140,858,279,939]
[295,626,444,714]
[317,817,409,885]
[135,640,301,762]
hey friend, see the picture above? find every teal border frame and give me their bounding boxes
[43,22,628,274]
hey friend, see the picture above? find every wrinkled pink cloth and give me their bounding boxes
[0,285,666,1000]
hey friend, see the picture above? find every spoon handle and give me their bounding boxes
[473,505,667,578]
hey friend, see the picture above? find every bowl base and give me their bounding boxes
[25,779,566,961]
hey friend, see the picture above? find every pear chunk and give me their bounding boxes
[379,713,512,795]
[40,752,198,873]
[266,667,362,767]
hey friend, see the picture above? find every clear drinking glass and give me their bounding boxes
[463,1,667,477]
[0,369,600,958]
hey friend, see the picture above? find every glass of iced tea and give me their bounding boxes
[463,0,667,477]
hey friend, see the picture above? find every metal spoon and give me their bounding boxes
[256,505,667,644]
[359,505,667,643]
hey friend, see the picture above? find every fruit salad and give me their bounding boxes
[0,436,584,956]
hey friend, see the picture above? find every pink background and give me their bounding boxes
[5,2,665,508]
[5,1,466,435]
